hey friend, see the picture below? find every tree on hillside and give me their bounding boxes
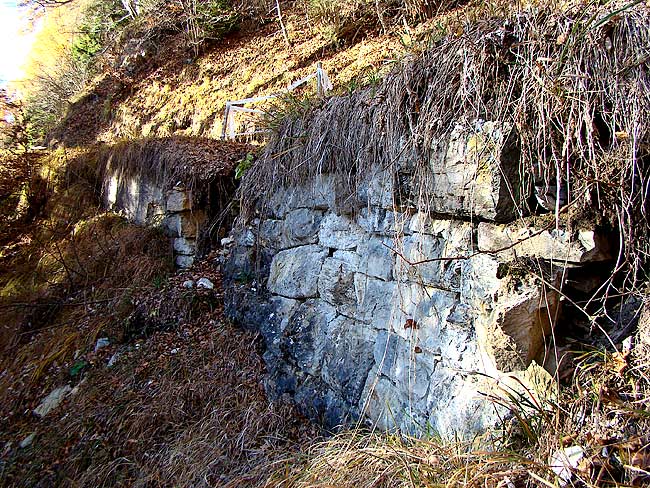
[0,89,28,152]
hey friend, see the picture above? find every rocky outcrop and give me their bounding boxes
[224,119,614,439]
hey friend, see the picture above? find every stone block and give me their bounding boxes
[259,219,284,249]
[357,237,395,281]
[354,275,397,326]
[357,207,412,236]
[470,263,562,373]
[281,300,337,374]
[394,223,472,291]
[318,256,358,314]
[166,187,193,212]
[285,208,324,245]
[268,245,328,299]
[427,120,523,222]
[477,222,612,263]
[319,213,365,250]
[175,254,194,268]
[332,250,361,268]
[164,211,206,238]
[262,296,301,353]
[357,167,395,209]
[320,316,375,403]
[173,237,195,255]
[361,369,413,432]
[268,174,341,218]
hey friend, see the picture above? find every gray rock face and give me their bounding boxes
[166,187,193,212]
[477,222,612,263]
[173,237,195,255]
[319,214,365,250]
[102,172,203,268]
[175,254,195,268]
[268,174,343,218]
[268,245,328,299]
[224,121,612,438]
[426,120,522,222]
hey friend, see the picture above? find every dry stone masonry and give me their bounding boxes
[224,120,613,439]
[103,170,205,267]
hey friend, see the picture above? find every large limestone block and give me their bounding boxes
[281,300,337,374]
[362,370,413,432]
[357,167,395,209]
[383,283,461,344]
[394,220,473,290]
[285,208,324,247]
[354,274,397,326]
[320,317,375,403]
[428,120,522,222]
[363,337,504,440]
[268,245,328,298]
[318,255,359,315]
[268,175,342,218]
[262,296,300,352]
[164,210,206,238]
[467,256,562,372]
[173,237,195,255]
[261,209,324,250]
[166,187,193,212]
[106,174,164,225]
[477,222,612,263]
[319,213,365,250]
[357,237,395,281]
[357,207,411,236]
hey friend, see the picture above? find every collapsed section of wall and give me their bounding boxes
[97,137,251,266]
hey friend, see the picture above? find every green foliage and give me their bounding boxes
[70,360,89,377]
[234,152,254,179]
[71,0,129,66]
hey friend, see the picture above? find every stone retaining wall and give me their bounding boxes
[224,120,612,439]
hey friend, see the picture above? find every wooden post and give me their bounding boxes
[221,102,231,140]
[228,107,236,140]
[316,62,323,97]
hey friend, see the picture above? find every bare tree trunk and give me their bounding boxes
[121,0,139,18]
[276,0,291,47]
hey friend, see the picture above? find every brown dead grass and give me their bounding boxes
[0,266,318,488]
[72,2,456,145]
[0,147,317,488]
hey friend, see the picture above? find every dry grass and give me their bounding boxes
[86,2,427,144]
[0,146,174,442]
[1,271,318,487]
[95,136,252,201]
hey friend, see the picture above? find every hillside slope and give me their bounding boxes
[54,2,434,146]
[1,1,649,487]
